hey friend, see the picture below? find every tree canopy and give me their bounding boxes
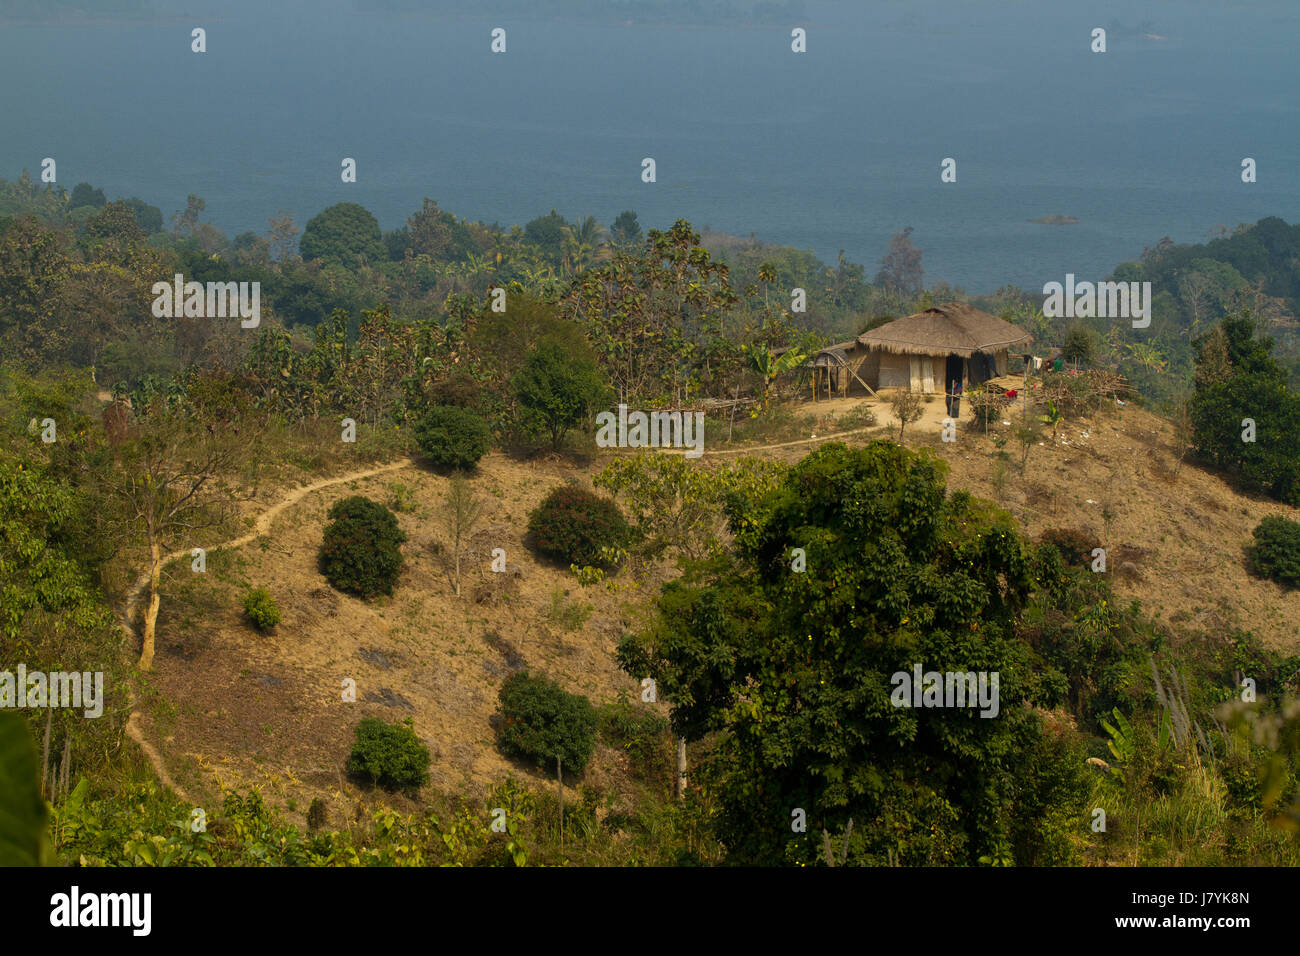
[300,202,387,269]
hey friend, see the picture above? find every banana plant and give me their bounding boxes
[1039,400,1063,439]
[743,343,807,412]
[1100,706,1135,779]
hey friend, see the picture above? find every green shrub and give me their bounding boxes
[1249,515,1300,587]
[319,496,406,598]
[346,717,430,791]
[415,405,491,469]
[496,671,597,775]
[527,486,632,569]
[242,587,281,631]
[387,481,417,514]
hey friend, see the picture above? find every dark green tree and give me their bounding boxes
[512,336,608,449]
[610,210,642,247]
[621,441,1065,865]
[299,202,387,269]
[121,197,163,234]
[1189,313,1300,504]
[83,201,147,244]
[68,182,107,210]
[524,209,569,264]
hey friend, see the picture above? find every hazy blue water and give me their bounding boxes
[1,0,1297,293]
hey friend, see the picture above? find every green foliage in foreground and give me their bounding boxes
[49,772,717,867]
[0,715,51,866]
[620,440,1300,866]
[346,717,431,792]
[624,441,1064,865]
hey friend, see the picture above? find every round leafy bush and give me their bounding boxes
[346,716,430,791]
[415,404,491,469]
[319,496,406,598]
[527,486,632,568]
[242,587,281,631]
[1249,515,1300,587]
[496,671,597,775]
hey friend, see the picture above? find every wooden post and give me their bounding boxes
[728,386,740,443]
[676,736,687,801]
[557,755,563,848]
[41,709,52,799]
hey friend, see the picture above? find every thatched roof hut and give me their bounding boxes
[856,303,1032,359]
[810,303,1032,398]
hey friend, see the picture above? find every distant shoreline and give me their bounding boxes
[1028,215,1080,225]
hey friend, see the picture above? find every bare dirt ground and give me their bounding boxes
[123,394,1300,825]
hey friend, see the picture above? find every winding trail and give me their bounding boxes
[118,457,416,801]
[115,425,881,796]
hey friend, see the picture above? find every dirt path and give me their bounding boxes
[706,424,883,455]
[118,457,416,801]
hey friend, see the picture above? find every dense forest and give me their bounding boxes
[2,170,1300,867]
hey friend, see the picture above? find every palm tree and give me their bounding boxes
[571,215,605,250]
[757,262,777,311]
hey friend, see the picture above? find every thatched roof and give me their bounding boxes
[809,339,860,367]
[855,303,1032,358]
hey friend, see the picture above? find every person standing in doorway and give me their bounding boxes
[947,379,963,419]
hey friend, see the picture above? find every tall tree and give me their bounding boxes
[875,226,924,297]
[513,335,609,449]
[557,219,739,403]
[266,210,300,264]
[622,441,1046,865]
[610,210,642,247]
[171,194,206,239]
[103,385,259,670]
[440,473,486,597]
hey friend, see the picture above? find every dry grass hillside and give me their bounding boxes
[127,391,1300,830]
[788,390,1300,652]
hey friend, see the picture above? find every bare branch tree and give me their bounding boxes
[439,472,486,597]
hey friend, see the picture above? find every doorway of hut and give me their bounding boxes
[944,354,963,416]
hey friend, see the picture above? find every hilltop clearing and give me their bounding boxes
[122,395,1298,829]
